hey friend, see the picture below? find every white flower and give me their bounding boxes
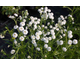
[63,20,66,25]
[45,26,47,29]
[19,36,24,41]
[0,34,5,39]
[44,39,49,43]
[60,15,64,20]
[45,7,48,12]
[13,7,15,9]
[41,7,43,10]
[14,13,18,17]
[47,32,50,35]
[64,29,67,32]
[47,47,51,51]
[19,26,24,31]
[73,39,78,44]
[68,14,72,18]
[45,55,47,57]
[52,35,56,39]
[25,26,28,29]
[60,35,63,39]
[42,25,45,27]
[14,39,17,45]
[34,43,37,47]
[12,32,18,38]
[50,25,53,28]
[50,29,55,35]
[10,49,15,54]
[47,9,51,12]
[47,22,50,25]
[36,47,40,51]
[34,24,37,29]
[25,16,27,19]
[68,34,73,38]
[24,35,26,37]
[34,22,37,25]
[28,22,33,26]
[14,25,18,29]
[32,40,36,44]
[38,26,41,29]
[35,32,40,36]
[9,15,15,19]
[19,16,22,20]
[41,13,48,20]
[27,56,31,59]
[72,22,74,24]
[65,16,67,19]
[62,47,67,52]
[37,20,40,24]
[23,19,26,22]
[56,28,59,31]
[48,37,52,40]
[20,22,25,26]
[59,40,63,45]
[25,10,29,15]
[36,35,40,40]
[63,34,66,37]
[43,34,47,37]
[22,30,28,35]
[38,9,43,14]
[7,45,10,48]
[48,13,54,19]
[41,37,46,41]
[31,35,35,40]
[68,40,72,45]
[68,30,72,34]
[44,44,48,48]
[38,31,42,35]
[57,40,60,45]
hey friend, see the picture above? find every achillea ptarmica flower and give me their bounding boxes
[22,30,28,35]
[0,34,5,39]
[31,35,35,40]
[47,47,51,51]
[33,43,37,47]
[14,13,18,17]
[19,26,24,31]
[10,49,15,54]
[44,44,48,48]
[62,47,67,52]
[73,39,78,44]
[32,40,36,44]
[48,37,52,40]
[19,36,24,41]
[14,39,17,45]
[68,30,72,34]
[12,32,18,38]
[14,25,18,29]
[36,47,40,51]
[20,22,25,26]
[52,35,56,39]
[36,35,40,40]
[68,40,72,45]
[68,34,73,38]
[59,40,63,45]
[27,56,31,59]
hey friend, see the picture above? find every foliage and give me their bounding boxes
[1,6,22,15]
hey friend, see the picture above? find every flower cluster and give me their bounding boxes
[8,7,78,57]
